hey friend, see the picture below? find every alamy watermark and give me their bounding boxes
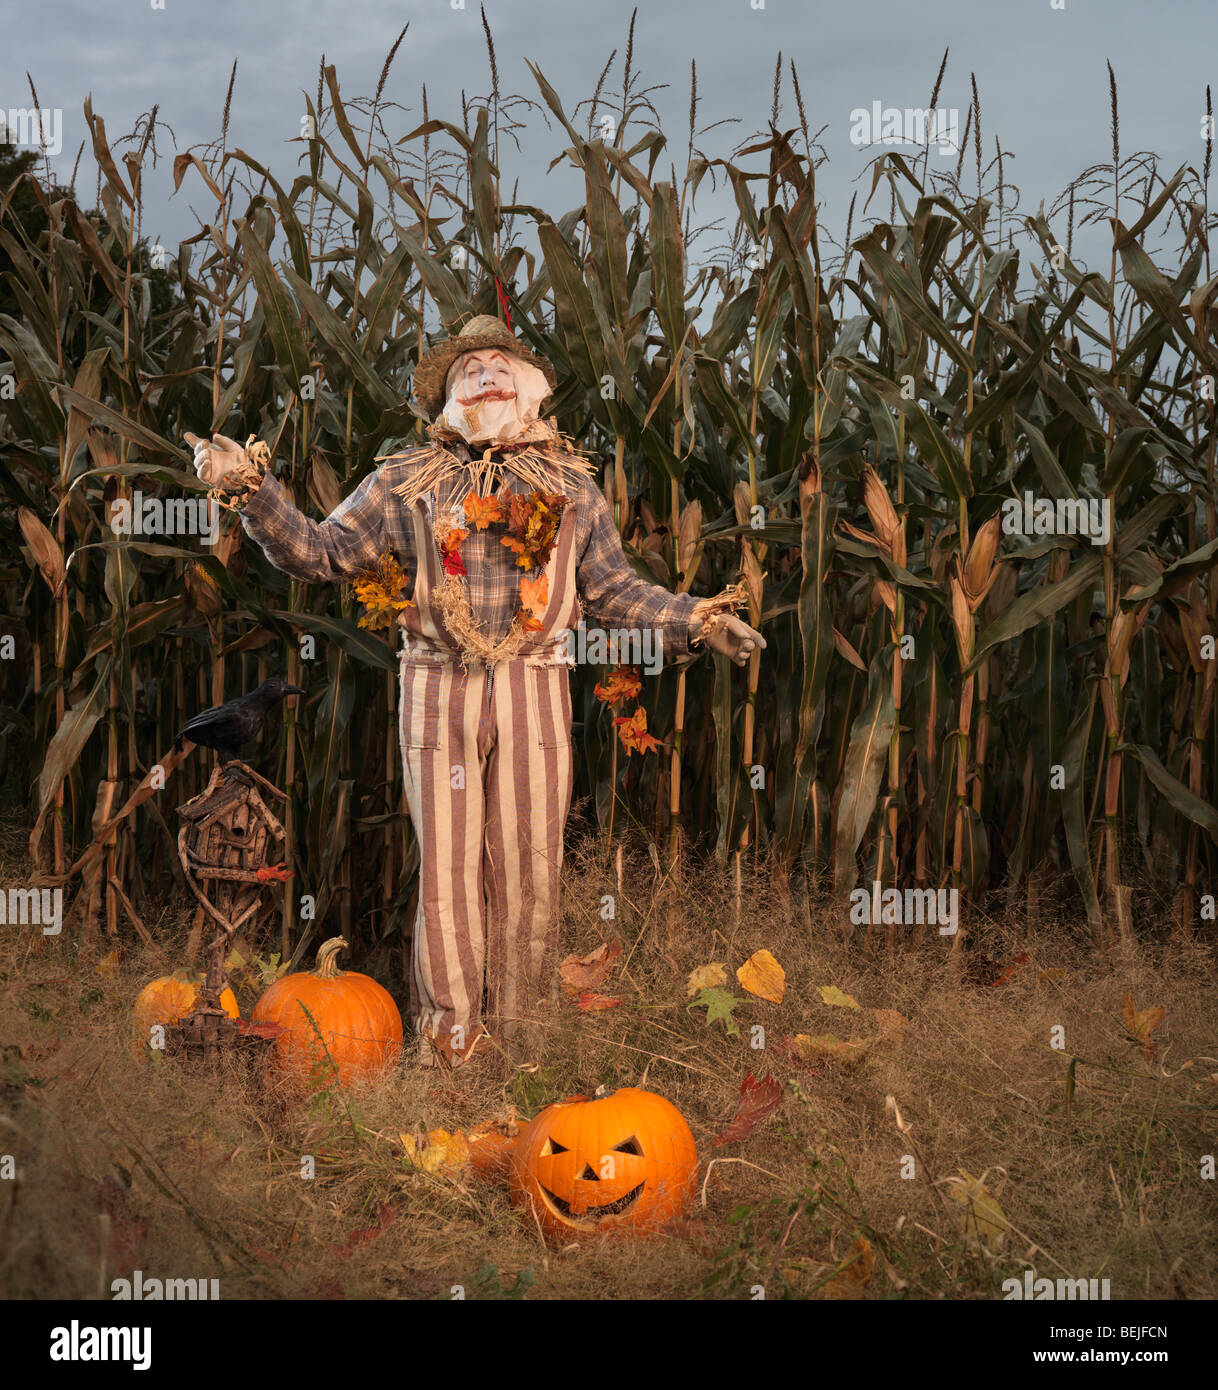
[1000,493,1110,547]
[849,881,958,935]
[849,102,959,155]
[1002,1270,1111,1300]
[0,886,61,935]
[49,1322,151,1370]
[0,107,62,156]
[562,625,664,677]
[112,1270,220,1301]
[109,492,219,546]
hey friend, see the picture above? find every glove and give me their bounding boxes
[185,432,250,486]
[693,613,766,667]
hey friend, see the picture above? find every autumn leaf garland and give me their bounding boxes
[352,489,567,642]
[441,487,569,632]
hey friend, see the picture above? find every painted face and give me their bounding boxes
[453,350,515,405]
[437,349,552,445]
[508,1087,698,1241]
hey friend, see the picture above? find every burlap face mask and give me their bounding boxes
[437,349,552,446]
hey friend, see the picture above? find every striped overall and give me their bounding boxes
[397,496,580,1064]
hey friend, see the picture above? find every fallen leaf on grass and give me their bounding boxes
[251,1231,300,1266]
[1122,993,1166,1060]
[686,962,728,998]
[80,1175,148,1278]
[399,1128,470,1177]
[989,952,1030,987]
[714,1072,783,1145]
[941,1168,1011,1249]
[821,1234,875,1300]
[328,1202,396,1260]
[665,1216,713,1252]
[559,938,622,996]
[736,949,785,1003]
[576,992,622,1011]
[817,984,860,1009]
[688,986,744,1038]
[872,1008,909,1038]
[781,1032,873,1067]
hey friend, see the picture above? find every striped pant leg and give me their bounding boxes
[483,662,574,1051]
[398,658,489,1063]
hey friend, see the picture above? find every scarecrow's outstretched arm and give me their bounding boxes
[574,480,701,657]
[238,466,394,582]
[190,432,395,583]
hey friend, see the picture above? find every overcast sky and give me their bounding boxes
[7,0,1216,309]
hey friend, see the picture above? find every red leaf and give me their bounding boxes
[713,1072,783,1146]
[989,952,1031,987]
[577,992,623,1012]
[237,1019,286,1040]
[79,1176,149,1278]
[327,1201,396,1260]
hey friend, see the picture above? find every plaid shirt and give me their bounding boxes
[238,444,700,655]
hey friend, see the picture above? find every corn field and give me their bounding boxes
[3,31,1218,962]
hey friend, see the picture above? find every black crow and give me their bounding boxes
[173,678,305,762]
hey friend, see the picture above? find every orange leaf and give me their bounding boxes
[1122,993,1166,1060]
[594,667,643,706]
[872,1008,909,1038]
[499,534,536,570]
[989,952,1030,987]
[351,551,415,630]
[613,707,663,755]
[435,522,468,577]
[463,491,508,530]
[559,938,622,996]
[577,992,623,1012]
[519,572,549,616]
[822,1234,875,1300]
[779,1033,873,1067]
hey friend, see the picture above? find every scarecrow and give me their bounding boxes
[191,315,764,1066]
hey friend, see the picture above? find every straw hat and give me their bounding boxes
[413,314,557,419]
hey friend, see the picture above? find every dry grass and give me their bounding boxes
[1,816,1215,1301]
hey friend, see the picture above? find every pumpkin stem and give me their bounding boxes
[314,937,349,979]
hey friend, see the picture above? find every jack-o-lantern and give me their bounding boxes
[509,1087,697,1240]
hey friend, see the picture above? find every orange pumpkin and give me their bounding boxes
[467,1112,526,1182]
[251,936,402,1088]
[133,970,238,1050]
[509,1087,697,1240]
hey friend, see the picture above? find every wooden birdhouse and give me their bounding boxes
[169,759,291,1067]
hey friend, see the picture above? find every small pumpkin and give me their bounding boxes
[467,1111,526,1182]
[509,1086,697,1240]
[251,936,402,1088]
[133,970,238,1049]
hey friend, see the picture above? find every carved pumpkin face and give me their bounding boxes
[509,1087,697,1240]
